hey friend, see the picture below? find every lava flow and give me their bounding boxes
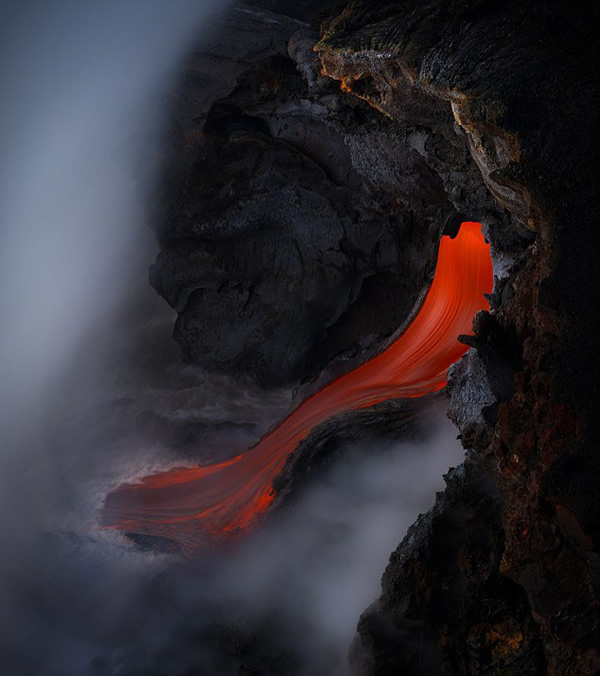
[101,222,493,551]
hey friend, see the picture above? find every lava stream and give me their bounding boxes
[101,222,493,551]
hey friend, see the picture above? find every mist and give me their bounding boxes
[0,3,466,675]
[0,1,231,673]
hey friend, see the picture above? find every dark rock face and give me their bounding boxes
[152,4,499,387]
[351,458,546,676]
[151,0,599,673]
[314,0,600,673]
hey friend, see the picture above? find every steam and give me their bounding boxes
[2,399,462,675]
[0,1,218,417]
[0,1,230,673]
[0,3,465,675]
[205,411,464,675]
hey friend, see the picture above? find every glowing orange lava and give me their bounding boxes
[101,222,493,551]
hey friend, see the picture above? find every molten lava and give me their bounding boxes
[101,222,493,551]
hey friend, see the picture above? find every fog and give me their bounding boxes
[0,3,465,674]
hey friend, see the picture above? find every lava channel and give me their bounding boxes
[101,221,493,551]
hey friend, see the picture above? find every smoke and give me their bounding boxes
[0,0,219,417]
[1,360,462,675]
[197,410,464,675]
[0,2,228,674]
[0,3,466,675]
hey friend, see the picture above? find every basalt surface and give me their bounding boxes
[152,2,502,388]
[314,0,600,673]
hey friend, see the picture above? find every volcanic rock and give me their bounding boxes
[150,0,599,672]
[151,4,500,387]
[314,0,600,672]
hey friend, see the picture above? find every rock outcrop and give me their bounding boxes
[151,3,499,387]
[151,0,599,673]
[314,1,600,673]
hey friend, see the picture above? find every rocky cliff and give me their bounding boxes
[152,1,600,673]
[314,1,600,673]
[152,3,503,387]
